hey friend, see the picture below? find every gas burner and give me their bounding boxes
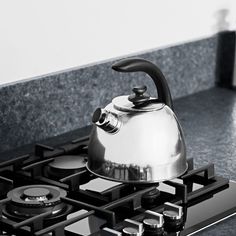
[142,188,160,208]
[8,185,66,207]
[45,155,87,179]
[49,155,87,170]
[2,185,72,223]
[134,184,160,208]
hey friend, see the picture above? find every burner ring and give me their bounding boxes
[3,185,72,224]
[44,154,90,185]
[7,185,67,207]
[2,202,73,224]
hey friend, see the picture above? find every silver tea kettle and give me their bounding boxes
[87,58,187,183]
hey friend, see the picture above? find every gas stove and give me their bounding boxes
[0,135,236,236]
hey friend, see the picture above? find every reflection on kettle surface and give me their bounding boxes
[103,162,153,181]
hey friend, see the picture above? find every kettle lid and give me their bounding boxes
[112,85,164,112]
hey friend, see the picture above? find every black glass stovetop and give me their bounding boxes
[65,179,236,235]
[0,136,236,236]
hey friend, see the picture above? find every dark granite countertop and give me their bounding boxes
[174,87,236,235]
[1,86,236,235]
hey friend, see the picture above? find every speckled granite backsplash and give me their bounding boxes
[0,36,217,152]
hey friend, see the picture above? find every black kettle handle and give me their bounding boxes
[112,58,173,109]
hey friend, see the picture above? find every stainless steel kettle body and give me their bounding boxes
[87,58,188,184]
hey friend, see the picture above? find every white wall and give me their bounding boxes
[0,0,235,86]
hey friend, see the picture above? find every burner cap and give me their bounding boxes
[24,187,50,197]
[48,155,87,170]
[23,187,50,201]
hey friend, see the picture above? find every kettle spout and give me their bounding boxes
[92,108,121,133]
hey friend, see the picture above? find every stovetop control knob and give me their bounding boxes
[122,227,139,236]
[163,202,183,220]
[143,210,164,235]
[163,202,183,229]
[123,219,144,236]
[101,227,122,236]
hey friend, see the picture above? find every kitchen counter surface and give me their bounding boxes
[174,87,236,235]
[1,86,236,235]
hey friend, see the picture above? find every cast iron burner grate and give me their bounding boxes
[0,134,235,236]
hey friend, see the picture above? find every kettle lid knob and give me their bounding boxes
[128,85,150,106]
